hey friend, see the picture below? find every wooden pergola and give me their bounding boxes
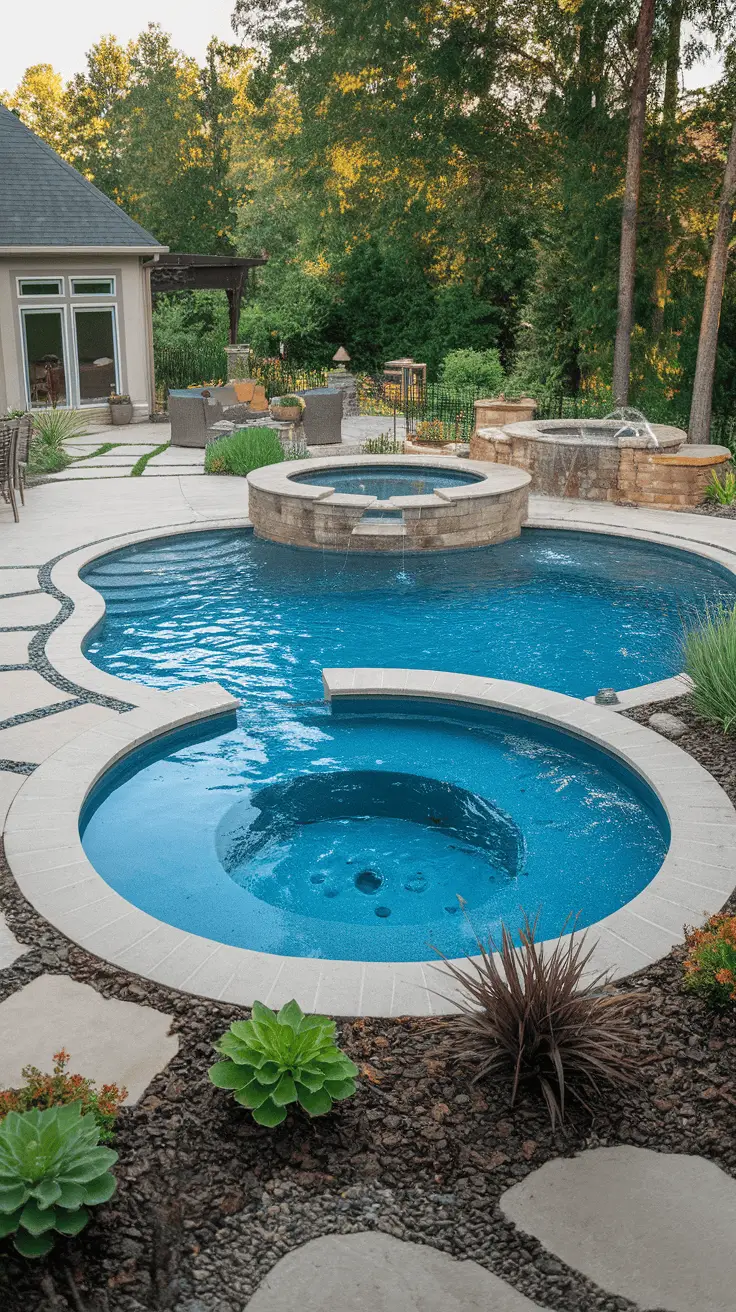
[146,253,268,344]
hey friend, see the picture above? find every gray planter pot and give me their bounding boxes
[110,402,133,426]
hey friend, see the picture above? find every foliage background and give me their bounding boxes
[2,3,736,413]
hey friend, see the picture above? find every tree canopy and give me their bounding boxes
[2,5,736,412]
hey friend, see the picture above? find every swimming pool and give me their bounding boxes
[80,697,668,961]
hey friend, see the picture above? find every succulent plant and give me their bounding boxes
[209,1000,359,1127]
[0,1102,117,1258]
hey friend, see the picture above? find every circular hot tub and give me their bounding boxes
[247,455,531,552]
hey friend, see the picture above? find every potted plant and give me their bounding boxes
[109,392,133,426]
[269,394,306,423]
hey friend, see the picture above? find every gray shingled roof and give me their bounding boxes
[0,104,164,248]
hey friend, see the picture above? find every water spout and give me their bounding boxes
[603,406,659,449]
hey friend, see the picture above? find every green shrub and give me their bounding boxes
[205,427,285,477]
[272,394,306,411]
[704,468,736,505]
[0,1102,117,1258]
[361,432,403,454]
[438,348,505,395]
[0,1049,126,1145]
[209,1000,359,1127]
[28,410,88,475]
[683,914,736,1007]
[682,603,736,732]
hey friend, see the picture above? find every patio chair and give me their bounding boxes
[169,394,223,447]
[0,424,19,523]
[13,413,33,505]
[294,388,343,445]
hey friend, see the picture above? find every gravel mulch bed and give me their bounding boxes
[1,695,735,1312]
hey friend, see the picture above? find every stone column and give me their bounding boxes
[327,369,359,417]
[224,344,252,380]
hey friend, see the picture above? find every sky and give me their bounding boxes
[0,3,727,91]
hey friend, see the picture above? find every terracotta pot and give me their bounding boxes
[270,405,303,423]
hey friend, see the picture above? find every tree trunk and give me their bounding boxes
[651,0,683,337]
[688,116,736,443]
[612,0,656,407]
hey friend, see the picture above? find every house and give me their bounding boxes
[0,102,167,423]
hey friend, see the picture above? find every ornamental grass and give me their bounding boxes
[436,912,641,1128]
[682,603,736,733]
[205,427,284,477]
[683,914,736,1008]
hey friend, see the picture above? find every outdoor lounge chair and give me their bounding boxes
[294,388,343,445]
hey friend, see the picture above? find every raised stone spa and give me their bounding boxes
[247,455,530,551]
[469,413,731,508]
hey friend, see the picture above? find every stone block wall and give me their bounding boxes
[469,428,731,509]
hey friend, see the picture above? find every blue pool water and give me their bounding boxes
[290,464,483,498]
[78,527,733,960]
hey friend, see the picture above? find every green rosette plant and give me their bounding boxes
[209,1000,359,1127]
[0,1102,117,1258]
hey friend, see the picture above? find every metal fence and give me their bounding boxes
[152,344,735,450]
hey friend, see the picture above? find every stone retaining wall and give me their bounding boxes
[247,457,531,552]
[469,427,731,509]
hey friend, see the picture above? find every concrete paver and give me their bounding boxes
[500,1145,736,1312]
[0,772,24,830]
[245,1232,547,1312]
[0,569,40,595]
[0,632,31,665]
[0,974,179,1103]
[0,670,73,721]
[0,592,60,627]
[0,701,118,762]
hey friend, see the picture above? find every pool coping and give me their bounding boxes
[5,669,736,1016]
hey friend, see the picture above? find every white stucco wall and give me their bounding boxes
[0,253,154,421]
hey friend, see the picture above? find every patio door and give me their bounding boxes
[21,309,68,407]
[72,307,119,403]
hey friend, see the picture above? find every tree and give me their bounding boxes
[2,64,69,156]
[688,113,736,441]
[612,0,657,407]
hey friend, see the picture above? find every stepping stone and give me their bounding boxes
[0,914,28,969]
[0,974,179,1104]
[500,1145,736,1312]
[245,1232,547,1311]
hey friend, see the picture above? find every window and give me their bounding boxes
[18,278,63,297]
[72,307,119,403]
[71,277,115,296]
[21,310,68,407]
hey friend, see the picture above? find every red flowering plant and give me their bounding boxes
[0,1050,126,1143]
[683,915,736,1008]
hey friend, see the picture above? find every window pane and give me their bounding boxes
[71,278,114,295]
[23,312,67,407]
[19,279,62,296]
[75,309,117,402]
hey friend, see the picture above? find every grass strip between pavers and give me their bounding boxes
[130,440,171,476]
[71,442,121,463]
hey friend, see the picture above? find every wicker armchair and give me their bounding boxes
[294,388,342,445]
[0,424,19,522]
